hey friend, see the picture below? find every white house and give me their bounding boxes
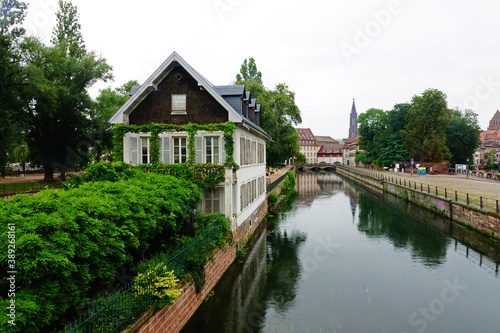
[110,52,270,228]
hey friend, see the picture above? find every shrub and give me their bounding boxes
[0,168,203,333]
[133,266,181,308]
[268,193,279,206]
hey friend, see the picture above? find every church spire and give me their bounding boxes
[348,98,358,138]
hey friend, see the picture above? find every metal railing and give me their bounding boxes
[339,166,500,214]
[61,226,221,333]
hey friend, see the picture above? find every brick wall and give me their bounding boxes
[135,200,268,333]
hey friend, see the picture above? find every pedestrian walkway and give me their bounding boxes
[0,173,44,184]
[348,166,500,201]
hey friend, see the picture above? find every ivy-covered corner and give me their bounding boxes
[112,122,238,170]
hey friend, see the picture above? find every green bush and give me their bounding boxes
[0,166,203,333]
[268,193,279,206]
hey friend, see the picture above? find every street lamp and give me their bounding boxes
[466,158,469,178]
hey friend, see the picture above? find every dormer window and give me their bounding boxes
[172,94,186,115]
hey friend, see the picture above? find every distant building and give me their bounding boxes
[317,143,343,164]
[472,110,500,167]
[315,136,339,146]
[296,128,319,164]
[488,110,500,131]
[342,134,360,166]
[348,99,358,139]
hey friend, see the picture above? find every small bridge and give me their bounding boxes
[297,164,338,172]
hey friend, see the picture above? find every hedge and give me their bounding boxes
[0,164,203,332]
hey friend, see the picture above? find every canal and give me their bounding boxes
[182,172,500,333]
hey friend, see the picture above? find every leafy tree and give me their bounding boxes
[236,57,262,84]
[484,150,497,170]
[401,89,452,162]
[11,139,29,171]
[236,58,302,168]
[23,1,112,181]
[358,108,386,160]
[445,109,481,166]
[357,105,411,166]
[89,80,138,162]
[0,0,28,176]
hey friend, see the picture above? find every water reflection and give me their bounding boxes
[182,172,500,333]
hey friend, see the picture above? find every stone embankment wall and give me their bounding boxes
[132,171,291,333]
[336,167,500,239]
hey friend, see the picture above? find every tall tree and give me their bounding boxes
[89,80,138,162]
[401,89,452,162]
[445,109,481,166]
[236,57,262,84]
[236,58,302,168]
[0,0,27,176]
[24,0,112,181]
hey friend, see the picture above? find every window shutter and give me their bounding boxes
[195,136,203,164]
[161,136,170,164]
[220,136,226,165]
[130,136,138,165]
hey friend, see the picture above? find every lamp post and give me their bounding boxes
[466,158,469,178]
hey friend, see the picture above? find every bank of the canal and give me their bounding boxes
[181,172,500,333]
[336,165,500,240]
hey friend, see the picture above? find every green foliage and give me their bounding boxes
[133,266,181,308]
[445,109,481,166]
[0,167,203,332]
[21,1,112,182]
[484,150,497,170]
[137,163,226,188]
[357,105,411,165]
[268,192,279,206]
[236,58,302,168]
[0,0,28,176]
[89,80,139,162]
[401,89,452,162]
[235,57,262,84]
[281,170,296,196]
[112,122,238,169]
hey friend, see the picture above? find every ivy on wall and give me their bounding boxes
[112,122,238,170]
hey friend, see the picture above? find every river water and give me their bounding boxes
[182,172,500,333]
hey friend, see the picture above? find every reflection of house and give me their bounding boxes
[109,52,270,227]
[296,128,319,164]
[317,144,343,164]
[296,172,321,205]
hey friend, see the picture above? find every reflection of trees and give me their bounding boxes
[357,193,450,266]
[264,228,306,312]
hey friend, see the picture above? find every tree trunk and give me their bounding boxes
[44,169,54,182]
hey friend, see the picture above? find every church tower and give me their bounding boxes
[488,110,500,131]
[348,98,358,139]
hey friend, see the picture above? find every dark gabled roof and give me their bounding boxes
[249,99,256,108]
[214,85,245,96]
[110,52,270,140]
[255,104,261,113]
[245,91,250,100]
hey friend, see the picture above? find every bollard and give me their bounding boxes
[421,183,423,191]
[455,191,457,202]
[480,197,483,209]
[467,193,469,205]
[445,188,447,199]
[428,185,430,194]
[436,187,438,196]
[497,200,499,214]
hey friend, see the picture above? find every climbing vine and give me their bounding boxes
[112,122,238,169]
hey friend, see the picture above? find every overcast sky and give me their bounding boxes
[24,0,500,139]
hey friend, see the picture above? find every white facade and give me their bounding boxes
[122,126,266,228]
